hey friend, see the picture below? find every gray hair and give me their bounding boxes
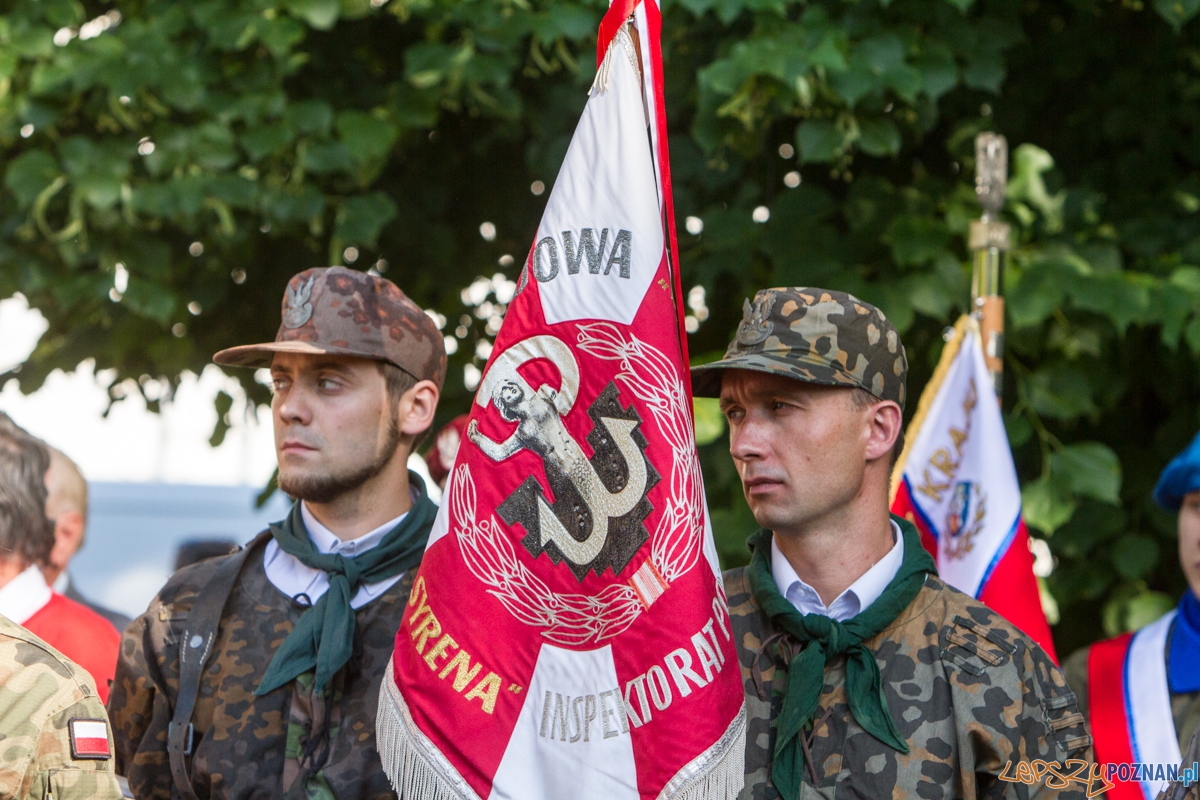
[0,426,54,567]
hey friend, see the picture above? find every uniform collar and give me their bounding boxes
[299,501,410,558]
[1169,589,1200,693]
[0,563,53,625]
[770,520,904,621]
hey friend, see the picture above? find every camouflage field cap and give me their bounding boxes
[213,266,446,388]
[691,287,907,408]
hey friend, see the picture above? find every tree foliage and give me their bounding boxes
[3,0,1200,654]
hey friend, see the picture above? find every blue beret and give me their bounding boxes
[1153,429,1200,511]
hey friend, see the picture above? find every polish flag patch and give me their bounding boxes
[68,718,111,760]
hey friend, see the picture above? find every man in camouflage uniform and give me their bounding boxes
[107,268,445,800]
[0,612,123,799]
[692,288,1095,799]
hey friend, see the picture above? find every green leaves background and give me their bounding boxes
[3,0,1200,654]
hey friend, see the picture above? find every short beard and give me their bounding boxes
[279,418,402,504]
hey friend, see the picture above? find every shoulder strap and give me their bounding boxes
[168,531,271,800]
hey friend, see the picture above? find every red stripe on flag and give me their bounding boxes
[73,737,109,756]
[977,520,1058,664]
[890,480,938,557]
[596,0,692,405]
[639,0,692,389]
[893,483,1058,663]
[597,0,639,68]
[1088,632,1142,800]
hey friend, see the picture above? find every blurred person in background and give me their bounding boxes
[107,267,445,800]
[0,423,120,703]
[0,413,131,632]
[421,412,467,490]
[42,445,133,632]
[1065,430,1200,769]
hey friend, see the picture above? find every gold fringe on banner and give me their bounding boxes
[888,314,978,504]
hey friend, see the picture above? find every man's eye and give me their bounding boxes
[318,378,340,390]
[271,379,288,392]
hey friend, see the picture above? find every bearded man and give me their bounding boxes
[107,267,445,800]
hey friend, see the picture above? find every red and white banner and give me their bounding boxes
[890,316,1057,662]
[1089,610,1182,800]
[376,2,746,798]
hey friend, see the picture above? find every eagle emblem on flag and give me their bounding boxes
[943,480,986,560]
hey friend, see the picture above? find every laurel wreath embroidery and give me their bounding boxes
[452,322,706,646]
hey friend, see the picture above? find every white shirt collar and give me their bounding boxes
[0,563,53,625]
[771,521,905,622]
[299,501,408,557]
[262,502,415,610]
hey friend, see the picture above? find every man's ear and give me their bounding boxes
[864,400,903,463]
[48,510,85,571]
[398,380,440,438]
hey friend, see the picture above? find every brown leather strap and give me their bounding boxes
[168,531,271,800]
[750,630,802,701]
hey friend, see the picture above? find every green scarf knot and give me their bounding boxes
[256,471,437,696]
[745,517,936,800]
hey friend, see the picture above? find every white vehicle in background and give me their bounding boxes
[69,482,293,620]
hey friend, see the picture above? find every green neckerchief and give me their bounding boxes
[744,516,936,800]
[256,471,437,696]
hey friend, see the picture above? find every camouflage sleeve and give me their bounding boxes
[22,699,125,800]
[942,609,1094,799]
[0,629,123,800]
[106,565,210,799]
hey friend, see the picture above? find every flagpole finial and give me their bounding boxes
[974,133,1008,222]
[968,132,1010,399]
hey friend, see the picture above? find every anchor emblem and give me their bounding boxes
[466,335,658,581]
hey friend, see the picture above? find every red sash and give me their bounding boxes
[1088,632,1141,800]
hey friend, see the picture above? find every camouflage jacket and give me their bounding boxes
[0,613,124,800]
[724,569,1095,799]
[107,541,417,800]
[1063,633,1200,754]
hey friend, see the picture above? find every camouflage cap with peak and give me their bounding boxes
[213,266,446,389]
[691,287,907,408]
